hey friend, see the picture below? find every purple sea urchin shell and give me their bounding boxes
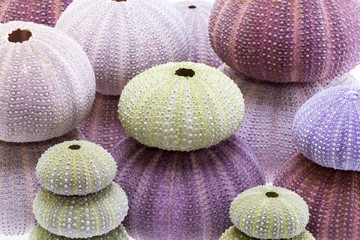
[220,65,359,181]
[0,129,83,236]
[293,86,360,171]
[112,135,265,240]
[274,153,360,240]
[209,0,360,83]
[173,0,223,67]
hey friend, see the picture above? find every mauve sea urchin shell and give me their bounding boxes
[209,0,360,83]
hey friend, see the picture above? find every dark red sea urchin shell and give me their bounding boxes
[112,135,265,240]
[209,0,360,83]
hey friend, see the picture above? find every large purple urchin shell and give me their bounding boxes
[293,86,360,171]
[209,0,360,83]
[173,0,223,68]
[78,93,128,152]
[219,64,360,182]
[0,0,72,26]
[0,129,84,236]
[274,153,360,240]
[112,135,265,240]
[56,0,189,95]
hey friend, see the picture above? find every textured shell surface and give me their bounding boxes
[219,226,315,240]
[119,62,245,151]
[209,0,360,83]
[36,140,117,196]
[173,0,223,67]
[33,182,129,239]
[0,21,95,142]
[219,64,360,182]
[112,135,265,240]
[78,93,128,152]
[230,185,309,239]
[0,129,83,236]
[274,153,360,240]
[56,0,189,95]
[29,224,133,240]
[293,85,360,171]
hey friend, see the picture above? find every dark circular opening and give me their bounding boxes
[175,68,195,78]
[265,192,279,198]
[188,5,196,9]
[8,29,32,43]
[113,0,126,2]
[68,145,81,150]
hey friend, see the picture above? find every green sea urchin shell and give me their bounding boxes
[36,140,117,195]
[219,226,315,240]
[33,182,128,239]
[118,62,244,151]
[29,224,134,240]
[230,185,309,239]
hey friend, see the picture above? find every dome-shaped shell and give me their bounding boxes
[29,224,133,240]
[112,135,265,240]
[36,140,117,196]
[119,62,244,151]
[219,64,360,182]
[209,0,360,83]
[56,0,189,95]
[78,93,128,152]
[274,153,360,240]
[293,86,360,171]
[219,226,315,240]
[0,0,73,26]
[0,21,95,142]
[0,129,83,236]
[230,185,309,239]
[33,182,129,239]
[173,0,223,68]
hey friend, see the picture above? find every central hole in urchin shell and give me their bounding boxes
[188,5,196,9]
[8,29,32,43]
[113,0,126,2]
[175,68,195,78]
[265,192,279,198]
[68,145,81,150]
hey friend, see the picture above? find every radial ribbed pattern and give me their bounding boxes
[0,21,95,142]
[112,135,265,240]
[78,93,128,152]
[209,0,360,83]
[0,0,72,26]
[173,0,223,67]
[33,182,129,239]
[230,185,309,239]
[36,140,117,196]
[220,65,360,182]
[56,0,189,95]
[274,153,360,240]
[0,129,83,236]
[119,62,244,151]
[293,86,360,171]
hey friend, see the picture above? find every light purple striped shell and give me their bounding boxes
[219,64,360,182]
[112,135,265,240]
[209,0,360,83]
[56,0,189,95]
[0,129,83,236]
[173,0,223,68]
[274,153,360,240]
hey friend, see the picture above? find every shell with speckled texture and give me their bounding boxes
[56,0,189,95]
[112,135,265,240]
[274,153,360,240]
[0,21,95,142]
[209,0,360,83]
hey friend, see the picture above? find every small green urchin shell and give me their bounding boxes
[220,226,315,240]
[36,140,117,195]
[230,185,309,239]
[33,182,128,239]
[29,224,134,240]
[118,62,244,151]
